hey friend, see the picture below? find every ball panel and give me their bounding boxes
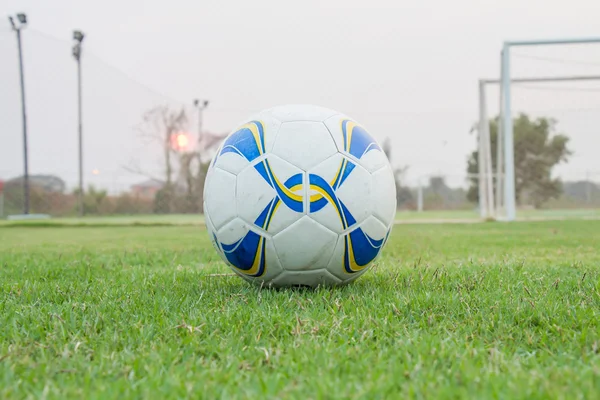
[205,209,225,259]
[307,153,371,233]
[258,154,305,234]
[236,111,282,153]
[215,218,283,282]
[357,148,390,174]
[270,269,341,288]
[333,160,372,229]
[265,104,339,123]
[218,114,281,155]
[323,114,345,152]
[323,115,384,163]
[272,216,338,271]
[359,215,389,243]
[306,153,348,234]
[204,167,237,230]
[209,118,276,176]
[371,165,397,227]
[236,163,277,232]
[213,152,252,176]
[272,121,338,171]
[326,216,387,281]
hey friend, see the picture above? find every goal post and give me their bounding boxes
[499,37,600,221]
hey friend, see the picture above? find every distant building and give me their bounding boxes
[130,179,165,199]
[7,175,66,193]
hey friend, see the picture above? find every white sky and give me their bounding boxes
[1,0,600,191]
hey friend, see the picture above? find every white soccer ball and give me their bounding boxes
[203,104,396,287]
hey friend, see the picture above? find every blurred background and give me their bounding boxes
[1,0,599,219]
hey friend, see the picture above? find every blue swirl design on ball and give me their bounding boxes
[211,119,390,277]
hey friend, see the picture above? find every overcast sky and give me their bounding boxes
[1,0,600,191]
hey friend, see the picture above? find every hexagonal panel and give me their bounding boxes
[216,218,283,283]
[265,104,339,123]
[271,121,338,171]
[272,216,338,271]
[371,165,397,226]
[261,155,305,235]
[307,153,370,233]
[323,115,382,164]
[236,162,277,231]
[270,269,342,288]
[204,166,237,230]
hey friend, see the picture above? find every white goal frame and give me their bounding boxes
[479,37,600,221]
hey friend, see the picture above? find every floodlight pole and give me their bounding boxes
[9,14,30,215]
[194,99,209,148]
[500,36,600,221]
[73,31,85,217]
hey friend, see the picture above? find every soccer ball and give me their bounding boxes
[203,104,396,287]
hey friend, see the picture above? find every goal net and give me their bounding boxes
[479,39,600,221]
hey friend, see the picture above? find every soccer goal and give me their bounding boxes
[478,37,600,221]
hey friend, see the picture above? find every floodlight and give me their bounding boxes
[73,30,84,42]
[16,13,27,24]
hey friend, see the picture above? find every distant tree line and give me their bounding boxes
[3,112,597,217]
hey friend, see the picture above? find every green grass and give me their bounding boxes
[1,221,599,399]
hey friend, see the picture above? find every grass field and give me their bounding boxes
[1,221,599,398]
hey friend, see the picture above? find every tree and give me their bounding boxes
[467,113,571,208]
[131,105,226,213]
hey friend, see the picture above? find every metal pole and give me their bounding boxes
[496,51,504,217]
[417,180,423,212]
[506,37,600,46]
[15,28,30,215]
[501,43,516,221]
[194,99,209,148]
[480,82,495,218]
[477,81,488,218]
[482,75,600,84]
[483,120,495,218]
[198,105,203,146]
[77,54,84,217]
[586,170,592,204]
[73,31,85,217]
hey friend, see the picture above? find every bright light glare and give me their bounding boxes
[176,134,189,149]
[171,132,191,151]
